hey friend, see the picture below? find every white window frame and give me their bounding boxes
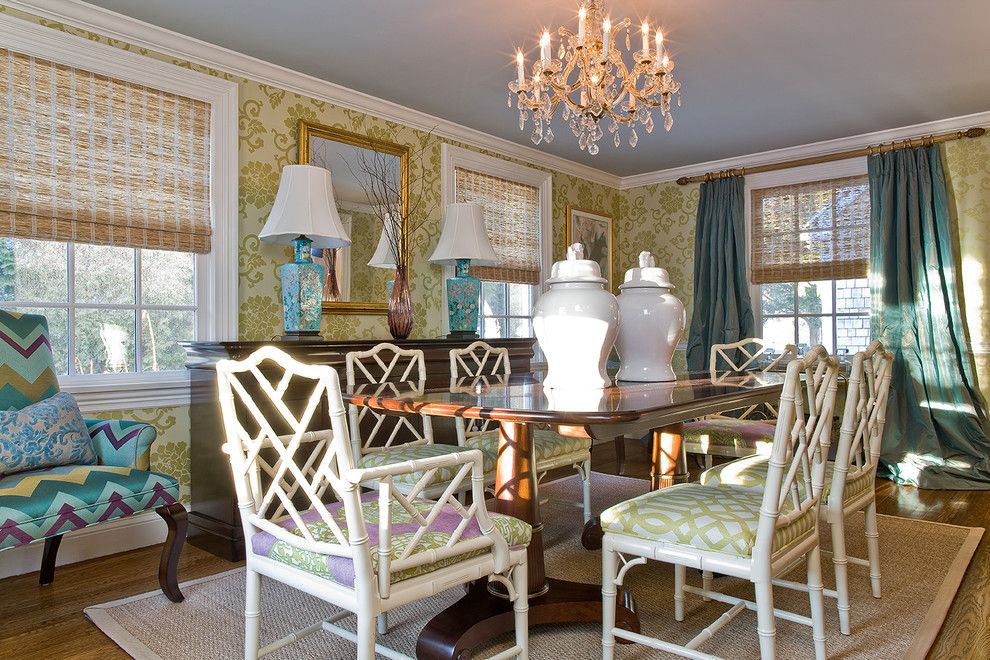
[440,144,553,336]
[744,157,869,353]
[0,14,238,410]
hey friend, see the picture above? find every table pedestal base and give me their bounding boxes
[416,578,638,659]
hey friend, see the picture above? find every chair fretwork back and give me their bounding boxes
[831,340,894,501]
[450,341,511,379]
[449,341,510,440]
[216,346,367,561]
[346,343,432,457]
[755,346,840,556]
[217,346,509,597]
[709,338,798,419]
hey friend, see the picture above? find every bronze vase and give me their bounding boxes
[388,264,413,340]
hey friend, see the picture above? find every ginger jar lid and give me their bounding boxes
[547,243,606,285]
[620,251,675,290]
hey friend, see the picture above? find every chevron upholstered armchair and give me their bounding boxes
[0,310,187,601]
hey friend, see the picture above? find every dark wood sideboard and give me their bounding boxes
[182,337,536,561]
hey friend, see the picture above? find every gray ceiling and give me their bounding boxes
[84,0,990,177]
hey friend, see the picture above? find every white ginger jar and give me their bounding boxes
[615,251,685,382]
[533,243,619,390]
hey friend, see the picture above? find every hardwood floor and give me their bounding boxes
[0,439,988,659]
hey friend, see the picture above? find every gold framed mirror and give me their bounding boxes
[298,121,410,315]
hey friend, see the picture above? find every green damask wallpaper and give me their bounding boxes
[619,182,700,369]
[945,133,990,403]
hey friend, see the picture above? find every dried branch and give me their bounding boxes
[343,129,438,271]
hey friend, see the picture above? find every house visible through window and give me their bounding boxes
[0,48,210,376]
[750,174,871,355]
[1,239,196,374]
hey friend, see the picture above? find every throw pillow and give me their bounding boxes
[0,392,97,477]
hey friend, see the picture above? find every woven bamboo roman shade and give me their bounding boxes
[454,166,540,284]
[750,175,869,284]
[0,49,212,254]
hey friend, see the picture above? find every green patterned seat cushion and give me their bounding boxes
[682,418,776,455]
[699,455,874,502]
[0,465,180,550]
[601,483,816,558]
[358,443,497,490]
[251,492,531,587]
[466,428,591,465]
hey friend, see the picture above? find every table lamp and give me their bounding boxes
[429,202,497,338]
[367,213,401,298]
[260,165,351,340]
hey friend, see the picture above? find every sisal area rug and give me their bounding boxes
[86,474,982,659]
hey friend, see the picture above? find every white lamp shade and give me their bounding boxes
[367,214,401,269]
[429,202,497,266]
[260,165,351,249]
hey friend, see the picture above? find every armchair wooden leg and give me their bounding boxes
[156,503,188,603]
[39,534,63,586]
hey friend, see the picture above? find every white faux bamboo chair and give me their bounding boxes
[683,338,799,468]
[601,347,839,660]
[450,341,594,521]
[217,346,531,660]
[346,343,495,500]
[700,340,894,635]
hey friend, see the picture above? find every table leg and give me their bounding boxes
[582,422,689,551]
[416,421,639,659]
[650,422,688,489]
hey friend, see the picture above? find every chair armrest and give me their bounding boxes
[85,419,158,469]
[344,448,486,486]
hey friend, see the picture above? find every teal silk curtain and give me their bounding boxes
[686,176,755,371]
[870,145,990,489]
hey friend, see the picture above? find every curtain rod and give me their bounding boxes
[675,126,987,186]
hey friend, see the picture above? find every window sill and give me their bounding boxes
[60,372,190,413]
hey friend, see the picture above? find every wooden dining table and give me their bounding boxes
[343,368,786,660]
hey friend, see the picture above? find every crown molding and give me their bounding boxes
[2,0,622,188]
[619,110,990,189]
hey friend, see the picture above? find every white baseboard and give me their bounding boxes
[0,514,167,580]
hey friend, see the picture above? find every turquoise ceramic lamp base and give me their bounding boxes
[446,258,481,339]
[279,236,325,341]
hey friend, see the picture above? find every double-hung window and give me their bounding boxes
[748,164,872,356]
[442,146,551,340]
[0,17,237,408]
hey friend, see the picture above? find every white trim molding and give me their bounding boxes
[0,10,238,410]
[2,0,621,189]
[62,372,190,412]
[620,110,990,189]
[440,144,553,335]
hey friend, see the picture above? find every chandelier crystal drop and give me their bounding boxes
[507,0,682,153]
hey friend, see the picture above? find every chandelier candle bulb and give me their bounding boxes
[655,29,663,59]
[642,21,649,53]
[602,18,610,52]
[578,6,586,41]
[541,31,551,65]
[516,50,525,85]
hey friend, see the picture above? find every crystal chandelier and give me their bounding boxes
[507,0,682,154]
